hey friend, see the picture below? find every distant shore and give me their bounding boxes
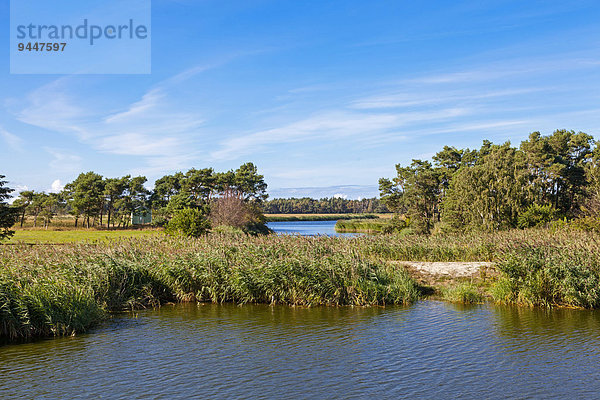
[264,213,389,222]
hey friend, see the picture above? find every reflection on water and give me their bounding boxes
[267,220,360,237]
[2,302,600,399]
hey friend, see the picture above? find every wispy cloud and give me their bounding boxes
[18,78,91,136]
[104,89,165,124]
[212,108,468,160]
[403,54,600,85]
[14,64,214,177]
[45,148,82,173]
[211,49,600,162]
[351,88,546,110]
[0,127,24,152]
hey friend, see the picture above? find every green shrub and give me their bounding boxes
[569,216,600,232]
[382,215,408,234]
[165,208,210,237]
[517,204,560,229]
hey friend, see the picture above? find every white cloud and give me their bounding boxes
[104,89,165,124]
[403,55,600,85]
[49,179,64,193]
[351,88,545,110]
[7,185,28,204]
[333,193,348,199]
[210,52,600,162]
[18,78,90,136]
[96,133,190,157]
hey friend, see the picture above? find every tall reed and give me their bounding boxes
[0,234,422,340]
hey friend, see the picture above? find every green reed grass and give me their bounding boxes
[335,219,390,233]
[441,283,484,303]
[2,228,599,341]
[0,234,422,340]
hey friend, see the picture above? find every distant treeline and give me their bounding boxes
[264,197,389,214]
[380,129,600,234]
[266,214,379,222]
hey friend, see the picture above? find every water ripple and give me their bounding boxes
[2,301,600,399]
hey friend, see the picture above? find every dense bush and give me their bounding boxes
[568,216,600,232]
[164,208,211,237]
[517,204,560,228]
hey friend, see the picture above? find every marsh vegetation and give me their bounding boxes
[2,228,600,341]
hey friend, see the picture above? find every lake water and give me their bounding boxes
[2,301,600,399]
[267,220,359,236]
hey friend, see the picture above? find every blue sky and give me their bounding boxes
[1,0,599,199]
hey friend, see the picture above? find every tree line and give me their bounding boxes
[263,197,389,214]
[6,162,268,234]
[380,129,600,233]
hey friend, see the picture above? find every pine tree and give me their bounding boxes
[0,175,19,240]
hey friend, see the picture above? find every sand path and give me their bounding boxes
[398,261,494,277]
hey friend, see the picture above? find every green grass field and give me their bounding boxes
[7,229,161,244]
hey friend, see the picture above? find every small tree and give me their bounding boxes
[0,175,19,240]
[65,172,105,228]
[209,188,269,234]
[209,190,249,229]
[380,160,441,234]
[28,192,48,228]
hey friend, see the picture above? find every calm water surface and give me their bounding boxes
[2,301,600,399]
[267,220,359,236]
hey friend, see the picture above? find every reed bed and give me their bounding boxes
[348,229,600,308]
[441,283,484,303]
[2,228,599,341]
[335,219,390,233]
[0,234,421,340]
[368,229,600,308]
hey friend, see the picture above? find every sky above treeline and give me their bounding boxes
[1,0,599,199]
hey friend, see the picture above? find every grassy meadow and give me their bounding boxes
[7,229,161,244]
[6,215,160,244]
